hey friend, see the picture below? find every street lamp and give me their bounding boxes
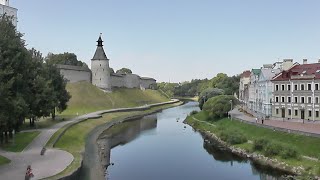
[230,100,233,120]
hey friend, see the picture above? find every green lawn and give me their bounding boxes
[0,155,11,166]
[45,102,181,180]
[61,82,169,116]
[186,111,320,176]
[0,131,40,152]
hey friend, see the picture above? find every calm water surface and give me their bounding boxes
[100,102,286,180]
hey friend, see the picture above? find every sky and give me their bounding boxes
[10,0,320,82]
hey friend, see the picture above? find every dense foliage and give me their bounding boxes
[198,88,224,110]
[0,16,70,143]
[116,68,132,74]
[45,52,88,68]
[202,95,238,119]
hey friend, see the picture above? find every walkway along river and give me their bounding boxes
[86,102,289,180]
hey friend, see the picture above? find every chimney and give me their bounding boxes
[303,59,308,64]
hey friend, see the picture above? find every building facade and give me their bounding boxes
[0,0,17,27]
[272,60,320,121]
[239,70,251,105]
[248,69,261,112]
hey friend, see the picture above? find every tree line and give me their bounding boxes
[0,16,71,143]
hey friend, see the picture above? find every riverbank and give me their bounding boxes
[45,100,182,180]
[184,111,320,179]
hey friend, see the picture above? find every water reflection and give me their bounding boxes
[98,102,288,180]
[97,114,157,169]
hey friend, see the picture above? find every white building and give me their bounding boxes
[247,59,294,117]
[0,0,18,27]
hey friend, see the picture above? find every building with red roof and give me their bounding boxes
[271,60,320,121]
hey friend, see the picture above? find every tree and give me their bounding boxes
[45,52,88,68]
[203,95,238,119]
[198,88,224,109]
[0,15,31,141]
[116,68,132,74]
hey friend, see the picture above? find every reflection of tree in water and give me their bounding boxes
[203,141,288,180]
[250,161,289,180]
[203,140,247,163]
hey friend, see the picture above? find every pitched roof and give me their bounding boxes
[260,69,281,80]
[241,70,251,78]
[251,69,261,76]
[92,35,109,61]
[272,63,320,81]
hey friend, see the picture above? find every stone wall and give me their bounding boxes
[110,73,125,88]
[124,74,141,88]
[140,78,157,89]
[56,65,91,83]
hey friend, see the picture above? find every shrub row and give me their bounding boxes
[219,130,247,145]
[253,138,299,159]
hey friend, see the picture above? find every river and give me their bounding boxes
[97,102,287,180]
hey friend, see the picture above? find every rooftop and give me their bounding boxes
[272,63,320,81]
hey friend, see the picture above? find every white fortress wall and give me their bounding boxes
[124,74,141,88]
[110,73,125,88]
[140,77,157,89]
[56,65,91,83]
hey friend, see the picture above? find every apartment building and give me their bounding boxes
[272,60,320,121]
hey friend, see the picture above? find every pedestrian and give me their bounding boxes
[255,117,258,123]
[25,165,34,180]
[262,118,264,124]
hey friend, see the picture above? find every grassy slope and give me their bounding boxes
[61,82,169,115]
[0,156,10,165]
[187,111,320,176]
[0,131,40,152]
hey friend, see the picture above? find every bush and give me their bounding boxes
[219,130,247,145]
[253,138,270,151]
[280,146,299,159]
[263,142,283,157]
[189,110,198,116]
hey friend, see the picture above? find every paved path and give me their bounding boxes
[230,108,320,135]
[0,100,179,180]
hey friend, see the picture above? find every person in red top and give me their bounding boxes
[25,165,34,180]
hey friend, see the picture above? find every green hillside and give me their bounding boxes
[61,81,169,115]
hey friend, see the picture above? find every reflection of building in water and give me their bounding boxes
[97,114,157,169]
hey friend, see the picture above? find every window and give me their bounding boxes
[316,111,319,118]
[308,84,312,91]
[281,85,285,91]
[100,64,101,67]
[275,97,279,103]
[308,97,312,103]
[276,109,279,114]
[301,97,305,103]
[288,84,291,91]
[288,97,291,103]
[301,84,305,91]
[294,97,298,103]
[294,84,298,91]
[275,85,279,91]
[295,110,298,116]
[309,110,312,117]
[316,97,319,104]
[281,97,285,102]
[316,84,319,91]
[288,109,291,116]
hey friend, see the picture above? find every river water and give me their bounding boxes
[98,102,286,180]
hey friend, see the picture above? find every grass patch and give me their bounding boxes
[45,102,181,179]
[20,115,74,131]
[186,113,320,176]
[0,155,11,166]
[0,131,40,152]
[61,82,169,116]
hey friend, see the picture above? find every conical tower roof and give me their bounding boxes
[92,34,109,61]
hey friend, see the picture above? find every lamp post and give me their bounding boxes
[230,100,233,120]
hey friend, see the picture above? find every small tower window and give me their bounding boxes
[103,69,104,71]
[100,64,101,67]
